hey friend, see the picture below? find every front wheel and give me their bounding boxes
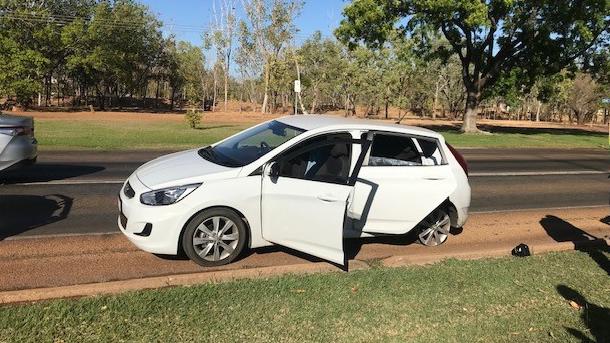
[417,208,451,247]
[182,208,247,267]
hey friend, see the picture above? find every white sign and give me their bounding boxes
[294,80,301,93]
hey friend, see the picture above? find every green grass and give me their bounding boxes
[441,130,609,149]
[34,119,609,150]
[2,250,609,342]
[36,120,248,150]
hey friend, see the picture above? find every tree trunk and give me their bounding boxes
[310,88,318,114]
[261,61,270,114]
[535,100,542,122]
[433,76,440,120]
[212,69,218,112]
[461,90,480,133]
[385,100,389,119]
[223,69,229,112]
[462,90,481,133]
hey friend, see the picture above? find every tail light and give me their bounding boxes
[447,144,468,176]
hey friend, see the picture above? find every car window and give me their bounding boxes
[277,133,352,185]
[367,133,443,166]
[204,120,305,167]
[415,137,443,166]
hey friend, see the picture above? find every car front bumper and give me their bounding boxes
[117,175,184,255]
[0,136,37,171]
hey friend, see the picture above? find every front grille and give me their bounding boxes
[123,182,135,198]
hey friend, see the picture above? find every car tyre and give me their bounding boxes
[417,207,451,247]
[182,208,247,267]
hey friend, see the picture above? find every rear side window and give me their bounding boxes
[277,133,352,184]
[368,133,443,166]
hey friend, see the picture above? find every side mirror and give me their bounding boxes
[265,161,280,178]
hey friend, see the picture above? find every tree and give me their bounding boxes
[239,0,303,113]
[566,73,602,125]
[336,0,610,132]
[207,0,237,111]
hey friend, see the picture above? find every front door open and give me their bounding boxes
[261,133,369,265]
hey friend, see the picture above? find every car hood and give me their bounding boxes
[135,149,239,189]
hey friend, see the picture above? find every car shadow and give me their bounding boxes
[556,285,610,342]
[0,164,105,184]
[0,194,72,240]
[539,215,610,277]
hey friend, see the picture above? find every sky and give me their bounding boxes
[142,0,347,46]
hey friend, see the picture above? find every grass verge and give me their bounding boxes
[36,120,249,150]
[1,249,609,342]
[34,119,608,150]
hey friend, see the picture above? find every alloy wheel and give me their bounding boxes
[418,209,451,247]
[192,216,240,262]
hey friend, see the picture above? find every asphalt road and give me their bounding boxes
[0,148,608,240]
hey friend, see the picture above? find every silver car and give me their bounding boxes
[0,112,37,171]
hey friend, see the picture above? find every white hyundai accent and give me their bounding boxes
[118,115,470,267]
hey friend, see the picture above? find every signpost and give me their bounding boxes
[294,80,301,115]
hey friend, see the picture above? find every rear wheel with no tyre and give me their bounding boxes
[182,208,247,267]
[417,208,451,247]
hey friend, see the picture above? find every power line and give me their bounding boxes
[0,11,336,39]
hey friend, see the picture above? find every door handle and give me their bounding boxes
[423,177,445,181]
[317,194,341,202]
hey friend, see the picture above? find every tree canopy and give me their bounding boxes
[336,0,610,132]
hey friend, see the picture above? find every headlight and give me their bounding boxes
[140,183,201,206]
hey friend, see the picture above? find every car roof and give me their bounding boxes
[275,114,441,138]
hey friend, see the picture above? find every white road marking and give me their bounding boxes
[7,179,125,186]
[5,170,608,186]
[4,231,119,241]
[470,204,609,214]
[470,170,608,177]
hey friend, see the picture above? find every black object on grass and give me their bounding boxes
[512,243,531,257]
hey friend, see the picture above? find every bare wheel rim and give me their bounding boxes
[418,210,450,247]
[192,216,240,261]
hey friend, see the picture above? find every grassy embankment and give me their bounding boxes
[1,249,609,342]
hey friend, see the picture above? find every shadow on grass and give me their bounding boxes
[540,215,610,277]
[27,106,187,114]
[556,285,610,342]
[540,215,610,341]
[194,124,240,131]
[420,123,606,137]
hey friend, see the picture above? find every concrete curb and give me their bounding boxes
[0,259,369,305]
[1,239,606,305]
[382,239,609,267]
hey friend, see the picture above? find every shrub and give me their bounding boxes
[185,108,202,129]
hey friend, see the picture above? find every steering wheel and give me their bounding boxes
[260,141,270,153]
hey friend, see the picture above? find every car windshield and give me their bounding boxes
[199,120,305,167]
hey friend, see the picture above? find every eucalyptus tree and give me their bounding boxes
[239,0,303,113]
[336,0,610,132]
[207,0,237,111]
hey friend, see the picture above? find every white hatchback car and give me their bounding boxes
[118,115,470,267]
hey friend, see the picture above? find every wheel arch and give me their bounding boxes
[177,205,252,256]
[443,198,459,228]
